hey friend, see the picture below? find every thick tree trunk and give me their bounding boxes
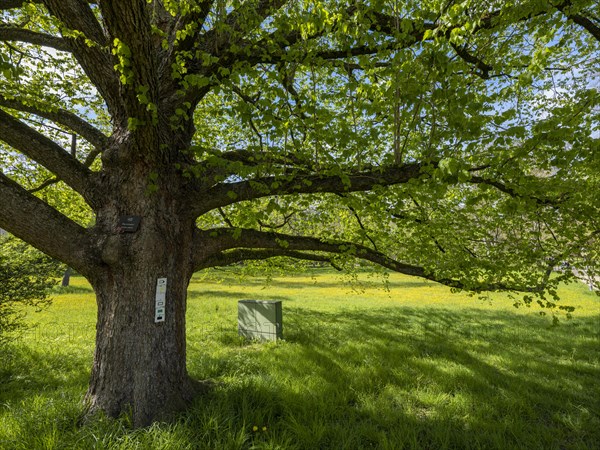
[86,263,194,426]
[85,138,202,426]
[85,226,199,426]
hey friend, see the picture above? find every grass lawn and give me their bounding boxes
[0,270,599,449]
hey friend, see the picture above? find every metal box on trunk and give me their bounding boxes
[238,300,282,341]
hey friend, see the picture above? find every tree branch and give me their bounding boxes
[42,0,123,118]
[195,0,287,54]
[231,1,575,72]
[27,176,59,193]
[195,226,557,293]
[0,25,71,51]
[179,2,516,104]
[95,0,166,122]
[0,0,35,9]
[258,210,296,230]
[198,248,333,270]
[0,108,99,205]
[193,154,565,217]
[564,12,600,42]
[450,42,494,79]
[193,163,425,216]
[0,172,100,276]
[217,207,234,228]
[1,0,96,9]
[220,7,428,69]
[43,0,106,45]
[199,147,316,177]
[0,94,108,150]
[468,175,565,206]
[194,226,465,288]
[178,1,288,105]
[337,194,379,251]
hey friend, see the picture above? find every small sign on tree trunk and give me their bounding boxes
[118,216,141,233]
[155,278,167,323]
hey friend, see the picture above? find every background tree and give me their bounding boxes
[0,235,62,345]
[0,0,598,426]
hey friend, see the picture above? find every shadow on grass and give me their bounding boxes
[188,290,294,302]
[2,304,598,449]
[51,284,94,295]
[187,306,600,449]
[188,290,251,300]
[0,345,91,407]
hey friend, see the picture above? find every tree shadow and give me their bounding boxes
[188,290,251,300]
[51,284,94,294]
[0,345,91,407]
[3,301,598,448]
[188,306,600,448]
[188,290,293,302]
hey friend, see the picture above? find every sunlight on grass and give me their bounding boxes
[1,270,598,449]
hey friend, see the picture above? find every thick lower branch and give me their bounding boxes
[195,227,555,293]
[194,163,425,216]
[194,227,460,287]
[0,172,100,276]
[198,248,333,270]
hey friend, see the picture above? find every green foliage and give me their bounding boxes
[111,38,134,85]
[3,0,598,297]
[0,236,62,345]
[186,0,598,297]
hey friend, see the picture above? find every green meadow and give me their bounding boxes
[1,270,599,449]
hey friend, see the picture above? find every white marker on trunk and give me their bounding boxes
[155,277,167,323]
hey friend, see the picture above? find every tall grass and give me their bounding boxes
[1,270,599,449]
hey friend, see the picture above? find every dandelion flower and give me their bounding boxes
[252,426,258,432]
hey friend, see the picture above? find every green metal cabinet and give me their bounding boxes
[238,300,283,341]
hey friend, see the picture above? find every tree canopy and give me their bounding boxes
[0,0,598,426]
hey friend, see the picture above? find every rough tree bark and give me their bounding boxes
[86,232,197,424]
[81,123,203,425]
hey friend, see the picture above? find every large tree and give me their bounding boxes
[0,0,598,426]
